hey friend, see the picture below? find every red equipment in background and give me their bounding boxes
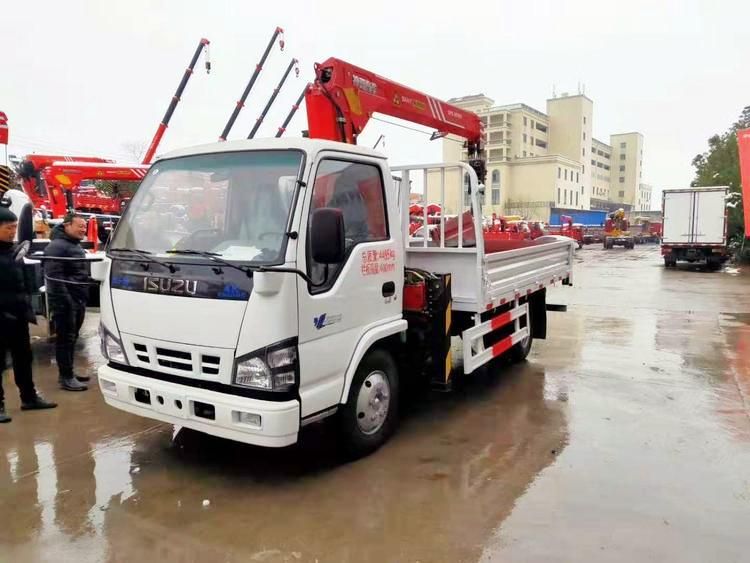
[738,128,750,238]
[546,215,584,248]
[0,111,8,145]
[19,155,148,217]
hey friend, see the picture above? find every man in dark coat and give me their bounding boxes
[44,213,91,391]
[0,201,57,422]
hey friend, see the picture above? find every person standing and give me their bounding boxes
[0,202,57,422]
[44,213,91,391]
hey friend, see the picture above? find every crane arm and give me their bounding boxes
[305,57,486,181]
[142,38,211,164]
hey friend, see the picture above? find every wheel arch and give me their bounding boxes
[339,319,407,404]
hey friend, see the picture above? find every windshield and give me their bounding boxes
[110,150,303,263]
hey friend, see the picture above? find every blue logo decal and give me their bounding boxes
[313,314,327,330]
[313,313,342,330]
[217,284,249,300]
[111,275,134,289]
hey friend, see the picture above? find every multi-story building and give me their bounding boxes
[636,183,653,212]
[610,132,644,207]
[429,93,648,220]
[590,137,613,208]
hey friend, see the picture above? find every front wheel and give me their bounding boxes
[339,350,399,458]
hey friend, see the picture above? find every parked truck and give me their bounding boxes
[661,186,728,269]
[92,57,575,457]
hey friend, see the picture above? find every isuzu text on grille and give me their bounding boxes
[143,277,198,296]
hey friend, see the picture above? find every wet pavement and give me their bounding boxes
[1,244,749,562]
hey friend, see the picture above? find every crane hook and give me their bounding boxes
[279,30,285,52]
[204,43,211,74]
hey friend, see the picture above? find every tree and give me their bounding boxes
[691,105,750,256]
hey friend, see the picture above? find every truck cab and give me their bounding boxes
[95,138,407,450]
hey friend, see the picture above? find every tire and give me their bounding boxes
[339,349,399,458]
[510,311,533,362]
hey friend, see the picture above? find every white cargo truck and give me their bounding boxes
[91,57,576,457]
[661,186,728,269]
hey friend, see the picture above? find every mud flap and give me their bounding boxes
[529,288,547,340]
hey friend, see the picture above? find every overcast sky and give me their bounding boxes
[2,0,748,209]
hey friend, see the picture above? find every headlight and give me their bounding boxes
[100,324,128,365]
[235,357,272,389]
[233,340,298,392]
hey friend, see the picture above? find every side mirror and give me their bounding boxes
[311,208,345,264]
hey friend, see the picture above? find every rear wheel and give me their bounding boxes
[339,350,399,458]
[510,312,533,362]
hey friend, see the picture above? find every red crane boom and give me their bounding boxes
[305,57,486,181]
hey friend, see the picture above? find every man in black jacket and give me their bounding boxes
[0,202,57,422]
[44,213,90,391]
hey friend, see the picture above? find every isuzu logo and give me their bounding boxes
[143,277,198,296]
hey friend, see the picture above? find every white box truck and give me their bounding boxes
[661,186,728,269]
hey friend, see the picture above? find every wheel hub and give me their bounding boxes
[356,371,391,435]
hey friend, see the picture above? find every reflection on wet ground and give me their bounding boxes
[1,245,749,562]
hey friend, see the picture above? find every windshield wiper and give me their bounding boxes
[109,247,177,273]
[166,249,329,287]
[166,249,251,276]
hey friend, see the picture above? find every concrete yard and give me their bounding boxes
[1,245,749,562]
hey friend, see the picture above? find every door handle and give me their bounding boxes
[382,281,396,297]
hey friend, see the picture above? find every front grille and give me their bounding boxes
[130,340,224,378]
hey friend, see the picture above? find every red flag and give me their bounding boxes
[738,128,750,238]
[0,112,7,145]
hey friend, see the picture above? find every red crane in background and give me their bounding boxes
[142,38,211,164]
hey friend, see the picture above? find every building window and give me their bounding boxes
[565,169,568,180]
[581,185,584,194]
[619,165,625,172]
[530,136,534,145]
[619,190,625,197]
[490,170,500,205]
[576,172,579,183]
[576,192,579,206]
[558,167,561,179]
[604,153,610,160]
[564,190,567,205]
[523,151,527,157]
[619,177,625,183]
[524,116,527,126]
[583,116,587,124]
[531,120,535,129]
[620,142,626,148]
[582,148,586,156]
[523,133,527,143]
[582,165,585,173]
[620,154,626,160]
[583,132,586,140]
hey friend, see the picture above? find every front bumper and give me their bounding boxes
[98,364,300,447]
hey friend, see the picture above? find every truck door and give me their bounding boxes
[297,155,400,418]
[694,189,726,245]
